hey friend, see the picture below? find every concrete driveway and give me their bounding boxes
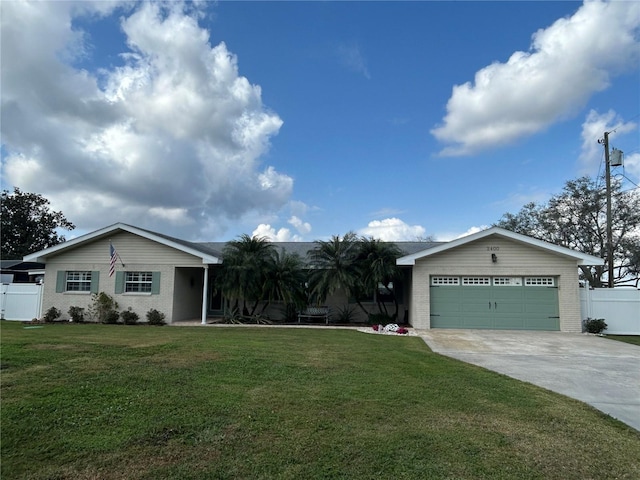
[418,329,640,432]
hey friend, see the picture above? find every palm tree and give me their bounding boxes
[261,248,307,314]
[215,234,275,316]
[357,237,402,319]
[307,232,369,315]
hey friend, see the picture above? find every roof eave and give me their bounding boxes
[23,223,222,264]
[396,227,605,266]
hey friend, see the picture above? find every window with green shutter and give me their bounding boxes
[116,271,160,295]
[56,271,97,292]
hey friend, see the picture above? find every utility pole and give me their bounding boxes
[602,131,615,288]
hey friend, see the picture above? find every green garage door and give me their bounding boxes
[430,276,559,330]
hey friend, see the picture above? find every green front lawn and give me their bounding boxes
[1,321,639,479]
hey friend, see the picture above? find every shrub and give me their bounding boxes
[104,310,120,324]
[121,308,139,325]
[146,308,166,326]
[335,305,357,324]
[87,292,119,324]
[43,306,61,323]
[583,318,608,334]
[68,306,85,323]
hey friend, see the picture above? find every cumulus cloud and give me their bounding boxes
[288,216,312,235]
[252,224,301,242]
[0,1,292,240]
[578,109,638,176]
[359,218,426,241]
[431,0,640,156]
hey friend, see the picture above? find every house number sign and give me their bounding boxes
[486,246,500,251]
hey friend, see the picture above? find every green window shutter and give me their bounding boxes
[114,271,125,294]
[56,271,66,293]
[90,271,100,293]
[151,272,161,295]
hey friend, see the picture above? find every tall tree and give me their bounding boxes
[307,233,404,318]
[215,234,275,316]
[495,176,640,287]
[261,248,307,313]
[307,232,367,313]
[1,187,75,258]
[357,237,402,319]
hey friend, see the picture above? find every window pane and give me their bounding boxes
[66,271,91,291]
[125,271,153,292]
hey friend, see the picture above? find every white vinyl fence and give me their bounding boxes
[580,287,640,335]
[0,283,44,321]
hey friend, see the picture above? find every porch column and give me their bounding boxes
[201,265,209,325]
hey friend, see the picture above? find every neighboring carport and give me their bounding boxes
[420,329,640,432]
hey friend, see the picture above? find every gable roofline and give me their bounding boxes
[23,223,222,264]
[396,226,605,266]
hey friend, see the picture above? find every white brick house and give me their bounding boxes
[24,224,603,331]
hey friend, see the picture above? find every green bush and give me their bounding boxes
[121,308,139,325]
[583,318,608,334]
[43,306,61,323]
[87,292,119,324]
[146,308,166,326]
[335,305,357,324]
[67,306,85,323]
[103,310,120,324]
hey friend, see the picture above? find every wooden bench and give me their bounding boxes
[298,306,330,325]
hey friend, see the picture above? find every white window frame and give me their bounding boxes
[66,271,92,292]
[125,272,153,293]
[524,277,555,287]
[462,277,491,286]
[493,277,523,286]
[431,276,460,286]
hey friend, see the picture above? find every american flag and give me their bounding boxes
[109,243,118,277]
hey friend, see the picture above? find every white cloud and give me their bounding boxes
[578,109,638,175]
[431,0,640,156]
[623,152,640,182]
[288,216,312,235]
[359,218,426,241]
[252,224,301,242]
[435,225,489,242]
[0,1,291,240]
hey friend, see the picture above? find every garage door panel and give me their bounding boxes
[431,314,465,328]
[524,288,557,300]
[430,287,461,314]
[464,316,495,328]
[493,300,525,314]
[525,317,560,330]
[524,303,556,314]
[462,302,494,313]
[494,316,524,329]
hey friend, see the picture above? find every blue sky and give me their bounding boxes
[1,1,639,243]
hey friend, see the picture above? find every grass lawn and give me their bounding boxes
[605,335,640,347]
[1,321,639,480]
